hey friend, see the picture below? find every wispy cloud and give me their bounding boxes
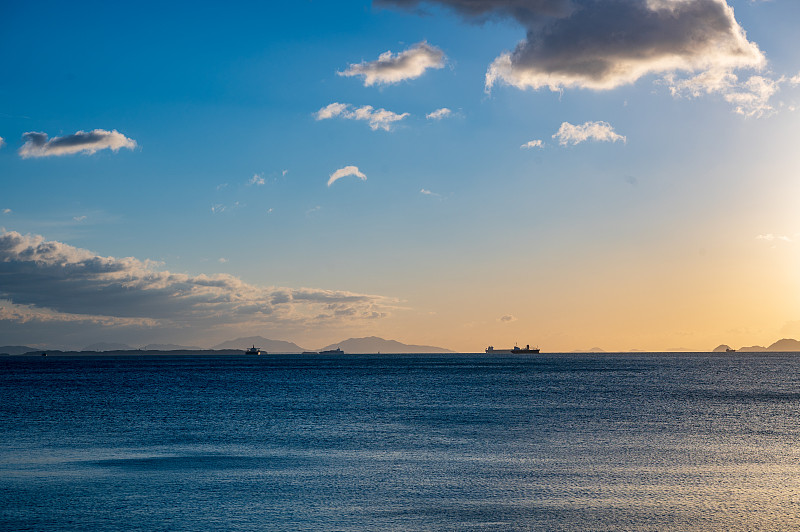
[498,314,517,323]
[521,139,544,149]
[552,121,626,146]
[339,41,446,86]
[218,257,228,263]
[0,231,396,333]
[315,103,409,131]
[426,107,452,120]
[724,75,783,118]
[328,166,367,187]
[668,69,786,117]
[18,129,136,158]
[381,0,765,99]
[757,233,792,243]
[73,215,87,222]
[211,204,226,214]
[2,209,11,215]
[0,137,5,149]
[249,173,265,185]
[420,188,440,197]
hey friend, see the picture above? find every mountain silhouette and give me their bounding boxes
[213,336,306,353]
[316,336,452,354]
[83,342,132,351]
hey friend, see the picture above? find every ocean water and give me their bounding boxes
[2,353,800,531]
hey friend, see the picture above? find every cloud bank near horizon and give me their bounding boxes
[339,41,446,86]
[18,129,137,158]
[379,0,769,111]
[0,231,395,339]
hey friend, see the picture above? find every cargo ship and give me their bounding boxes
[245,345,262,355]
[486,344,540,354]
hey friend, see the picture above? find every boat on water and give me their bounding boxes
[726,348,737,352]
[245,345,262,355]
[319,347,344,355]
[486,344,540,354]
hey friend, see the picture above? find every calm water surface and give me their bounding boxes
[2,353,800,530]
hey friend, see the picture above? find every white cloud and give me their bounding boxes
[18,129,136,158]
[791,73,800,86]
[211,204,225,214]
[0,137,5,149]
[420,188,440,196]
[521,139,544,149]
[328,166,367,187]
[0,231,396,333]
[73,215,87,222]
[316,102,349,120]
[315,102,409,131]
[218,257,228,263]
[552,121,626,146]
[2,209,11,215]
[282,169,288,177]
[250,173,265,185]
[426,107,452,120]
[339,41,446,86]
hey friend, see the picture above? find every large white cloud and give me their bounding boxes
[328,166,367,187]
[0,231,394,334]
[339,41,446,86]
[315,102,409,131]
[18,129,137,158]
[381,0,765,97]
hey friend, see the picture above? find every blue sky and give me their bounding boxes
[1,0,800,351]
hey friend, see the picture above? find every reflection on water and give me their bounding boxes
[2,353,800,530]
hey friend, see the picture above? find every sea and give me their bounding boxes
[2,353,800,531]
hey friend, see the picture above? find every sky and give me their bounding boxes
[1,0,799,352]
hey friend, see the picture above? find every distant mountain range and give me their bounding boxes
[713,338,800,352]
[8,337,800,356]
[0,345,42,356]
[213,336,306,353]
[316,336,453,354]
[0,336,453,355]
[83,342,133,351]
[82,342,204,351]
